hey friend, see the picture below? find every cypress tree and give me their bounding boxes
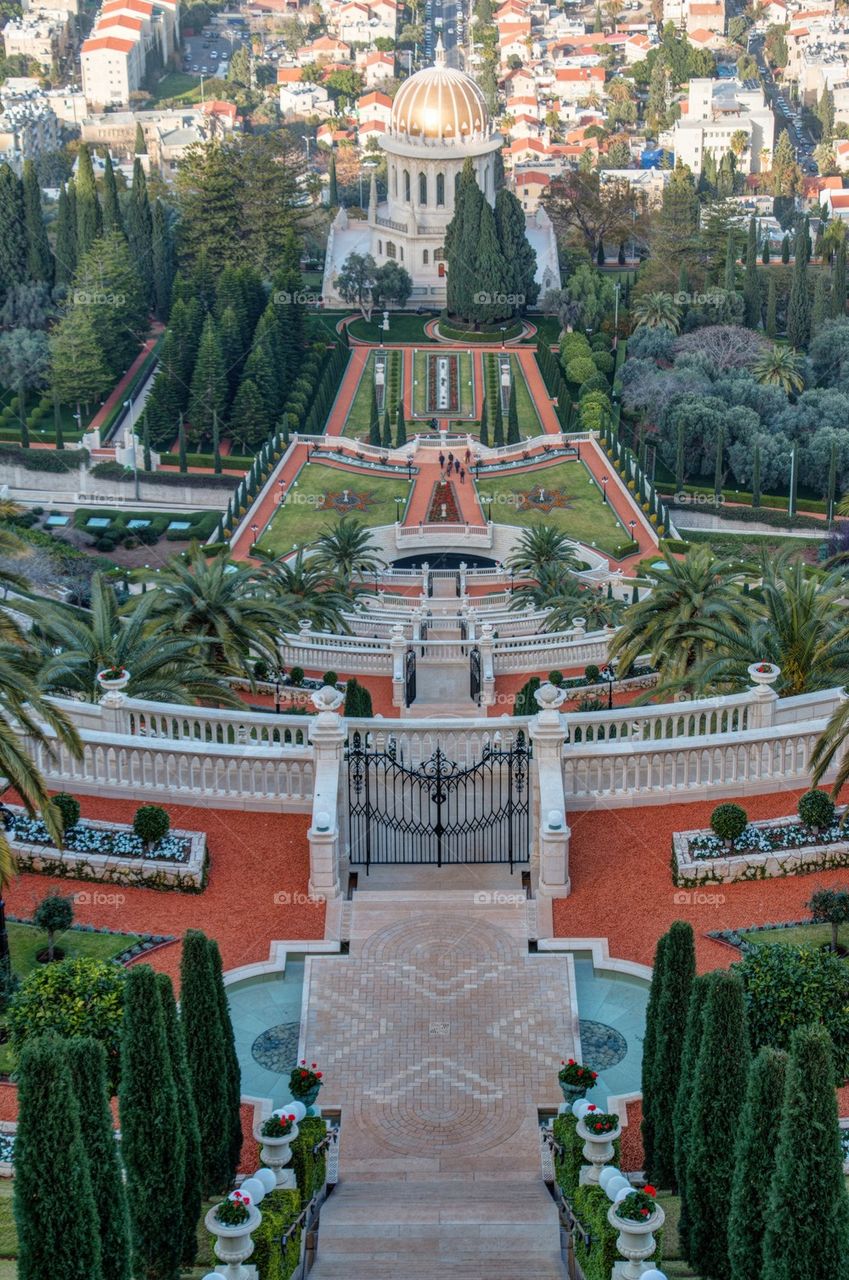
[212,409,222,474]
[674,419,685,490]
[752,441,761,508]
[494,186,539,309]
[812,271,829,334]
[208,939,243,1181]
[787,221,811,349]
[781,232,790,264]
[119,966,184,1280]
[181,929,232,1195]
[674,973,714,1257]
[151,199,173,321]
[142,410,151,470]
[727,1047,788,1280]
[762,239,770,264]
[22,159,52,283]
[827,439,837,524]
[156,973,202,1268]
[714,424,724,501]
[382,404,392,448]
[178,412,187,472]
[648,921,695,1189]
[395,399,406,447]
[0,163,26,297]
[763,1024,849,1280]
[472,199,511,327]
[507,379,520,444]
[724,230,736,292]
[74,145,101,259]
[66,1038,131,1280]
[134,122,147,155]
[686,971,751,1279]
[53,386,63,449]
[54,181,76,284]
[126,158,153,306]
[101,153,122,235]
[765,273,777,337]
[328,150,338,206]
[744,216,760,327]
[834,239,847,317]
[369,378,381,446]
[479,394,489,447]
[444,157,475,318]
[14,1035,103,1280]
[493,394,504,447]
[640,932,669,1178]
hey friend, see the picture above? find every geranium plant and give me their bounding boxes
[614,1187,658,1221]
[98,666,127,682]
[214,1190,252,1227]
[261,1113,296,1138]
[559,1059,598,1087]
[581,1107,619,1134]
[289,1060,323,1098]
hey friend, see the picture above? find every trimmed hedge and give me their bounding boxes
[247,1188,302,1280]
[291,1116,327,1203]
[661,483,828,516]
[572,1184,662,1280]
[0,445,86,472]
[161,450,253,471]
[553,1114,621,1200]
[142,470,240,490]
[666,500,826,531]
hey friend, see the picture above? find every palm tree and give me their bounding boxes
[511,563,621,629]
[752,344,805,395]
[257,550,350,632]
[145,545,292,674]
[631,292,682,333]
[29,574,239,705]
[812,699,849,796]
[729,129,749,160]
[506,526,582,580]
[609,545,749,687]
[313,518,385,581]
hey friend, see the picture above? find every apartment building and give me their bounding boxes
[0,91,59,171]
[671,77,775,175]
[3,12,71,69]
[81,0,179,108]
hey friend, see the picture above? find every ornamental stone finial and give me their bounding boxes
[310,685,345,714]
[534,681,567,712]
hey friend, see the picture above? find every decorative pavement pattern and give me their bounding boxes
[578,1018,628,1072]
[251,1020,301,1074]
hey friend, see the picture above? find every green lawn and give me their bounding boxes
[682,529,825,564]
[510,355,542,435]
[527,316,562,346]
[149,70,202,103]
[411,350,473,418]
[347,314,436,344]
[343,353,376,439]
[739,922,849,950]
[477,459,629,555]
[255,462,411,556]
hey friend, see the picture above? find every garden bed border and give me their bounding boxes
[673,812,849,886]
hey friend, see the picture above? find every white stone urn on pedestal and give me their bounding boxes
[607,1199,665,1279]
[255,1119,299,1189]
[747,661,780,688]
[96,667,130,706]
[205,1201,262,1280]
[576,1114,622,1184]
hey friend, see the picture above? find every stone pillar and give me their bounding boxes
[421,561,430,593]
[747,662,780,729]
[390,623,407,708]
[530,683,571,917]
[307,687,346,901]
[413,608,424,643]
[459,561,468,595]
[479,623,495,707]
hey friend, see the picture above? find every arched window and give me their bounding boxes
[386,240,397,259]
[436,172,445,206]
[400,246,405,261]
[419,171,427,205]
[403,169,410,202]
[423,249,429,265]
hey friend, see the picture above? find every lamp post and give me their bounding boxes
[394,495,403,523]
[509,568,515,593]
[124,397,140,501]
[601,661,616,710]
[250,522,259,548]
[500,325,506,347]
[406,454,414,481]
[629,519,636,541]
[601,473,609,503]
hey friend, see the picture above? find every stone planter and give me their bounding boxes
[292,1083,322,1108]
[256,1123,299,1188]
[607,1204,665,1279]
[559,1080,589,1106]
[205,1202,261,1278]
[97,668,130,692]
[747,661,779,687]
[576,1117,621,1184]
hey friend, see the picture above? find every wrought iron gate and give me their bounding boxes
[346,735,532,869]
[404,647,416,707]
[470,645,481,704]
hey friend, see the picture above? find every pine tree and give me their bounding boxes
[212,409,222,474]
[686,971,751,1278]
[189,313,226,444]
[507,379,520,444]
[54,181,76,285]
[229,377,270,452]
[119,966,185,1280]
[781,233,790,264]
[724,230,736,292]
[763,1024,849,1280]
[208,939,243,1182]
[178,413,187,472]
[674,973,714,1258]
[640,932,669,1178]
[328,149,338,206]
[66,1038,131,1280]
[382,404,392,448]
[101,153,122,235]
[181,930,233,1195]
[648,921,695,1188]
[787,221,811,349]
[218,304,243,404]
[752,441,761,507]
[156,974,202,1268]
[22,160,52,283]
[0,163,26,297]
[151,199,173,321]
[675,419,685,490]
[74,145,101,259]
[73,230,147,378]
[395,399,406,447]
[51,305,113,408]
[126,157,153,306]
[14,1035,103,1280]
[828,439,838,523]
[479,395,489,448]
[744,216,760,327]
[834,239,847,318]
[53,387,63,449]
[765,274,777,337]
[812,270,829,334]
[727,1047,788,1280]
[493,394,504,447]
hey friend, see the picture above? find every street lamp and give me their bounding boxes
[250,522,259,547]
[629,519,636,539]
[123,397,140,501]
[500,325,506,347]
[601,661,616,710]
[394,496,403,522]
[406,454,414,481]
[601,473,609,503]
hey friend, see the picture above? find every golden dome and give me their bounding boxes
[390,44,489,142]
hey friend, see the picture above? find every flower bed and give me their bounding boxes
[427,480,462,523]
[674,810,849,886]
[3,804,207,892]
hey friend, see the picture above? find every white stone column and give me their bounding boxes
[747,662,780,729]
[307,687,346,901]
[530,684,571,915]
[390,623,407,708]
[459,561,468,594]
[479,623,495,707]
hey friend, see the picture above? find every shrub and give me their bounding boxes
[560,332,592,363]
[584,664,600,684]
[322,671,338,687]
[807,887,849,952]
[289,666,305,687]
[0,444,86,472]
[579,373,610,397]
[553,1113,620,1199]
[514,676,541,716]
[51,791,80,836]
[548,670,564,686]
[736,942,849,1074]
[250,1189,302,1280]
[798,788,836,831]
[565,357,597,385]
[291,1115,328,1201]
[7,957,126,1090]
[709,802,748,844]
[33,893,74,962]
[592,350,615,375]
[132,804,170,849]
[572,1183,661,1280]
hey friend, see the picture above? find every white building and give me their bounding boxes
[671,77,775,176]
[322,41,560,309]
[81,0,179,108]
[3,12,70,70]
[0,90,59,171]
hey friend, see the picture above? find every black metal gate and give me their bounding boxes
[404,647,416,707]
[346,735,532,869]
[470,645,481,704]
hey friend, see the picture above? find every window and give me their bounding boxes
[419,171,427,205]
[378,239,383,254]
[403,169,410,202]
[386,240,396,258]
[434,247,445,262]
[423,249,429,265]
[436,172,445,206]
[400,246,404,261]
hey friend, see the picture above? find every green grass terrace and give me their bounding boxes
[411,350,474,419]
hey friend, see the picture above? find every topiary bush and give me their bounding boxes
[288,666,305,687]
[248,1189,302,1280]
[585,664,600,684]
[565,357,597,386]
[33,893,74,962]
[132,804,170,849]
[592,350,615,375]
[548,670,564,686]
[579,372,610,397]
[798,789,836,832]
[710,803,748,845]
[51,791,80,836]
[736,943,849,1075]
[322,671,338,687]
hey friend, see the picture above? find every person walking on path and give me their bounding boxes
[454,458,461,475]
[439,452,445,472]
[460,467,465,484]
[447,452,454,469]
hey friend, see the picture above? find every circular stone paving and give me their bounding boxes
[251,1021,300,1074]
[579,1019,628,1072]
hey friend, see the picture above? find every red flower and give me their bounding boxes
[316,1071,323,1078]
[643,1185,657,1197]
[568,1058,575,1065]
[300,1059,306,1065]
[300,1070,308,1078]
[586,1104,597,1112]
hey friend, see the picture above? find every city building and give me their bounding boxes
[671,77,775,175]
[0,89,59,170]
[3,12,71,70]
[81,0,179,108]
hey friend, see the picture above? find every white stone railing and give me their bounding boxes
[563,690,754,745]
[395,522,493,547]
[345,715,531,767]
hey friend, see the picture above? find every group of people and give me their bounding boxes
[438,449,472,485]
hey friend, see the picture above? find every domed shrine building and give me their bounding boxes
[322,45,561,308]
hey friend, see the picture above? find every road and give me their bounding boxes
[424,0,467,69]
[749,31,819,174]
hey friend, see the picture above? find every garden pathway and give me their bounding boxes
[303,890,569,1278]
